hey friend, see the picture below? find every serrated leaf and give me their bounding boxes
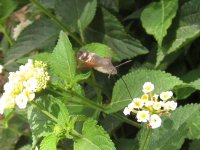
[85,8,149,60]
[106,69,183,113]
[27,95,69,146]
[141,0,178,46]
[40,134,58,150]
[81,43,114,58]
[157,0,200,66]
[115,138,137,150]
[55,0,97,33]
[74,119,116,150]
[0,0,17,24]
[74,71,91,83]
[137,104,200,150]
[190,78,200,90]
[51,31,76,83]
[5,18,59,64]
[98,0,119,12]
[17,52,51,65]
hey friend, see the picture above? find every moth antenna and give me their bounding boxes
[115,60,132,68]
[121,77,133,100]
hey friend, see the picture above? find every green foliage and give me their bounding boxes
[85,8,149,60]
[0,0,17,24]
[106,69,183,113]
[141,0,178,46]
[81,43,114,58]
[74,120,116,150]
[55,0,97,33]
[51,31,76,83]
[40,134,58,150]
[157,0,200,67]
[1,0,200,149]
[5,18,59,66]
[137,104,200,150]
[27,95,69,146]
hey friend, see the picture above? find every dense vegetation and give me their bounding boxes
[0,0,200,149]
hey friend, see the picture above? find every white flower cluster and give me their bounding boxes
[13,19,32,41]
[0,59,50,114]
[123,82,177,129]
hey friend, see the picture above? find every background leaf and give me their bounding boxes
[74,119,116,150]
[5,17,59,66]
[157,0,200,67]
[141,0,178,46]
[106,69,183,113]
[0,0,17,24]
[55,0,97,33]
[51,31,76,83]
[85,8,149,60]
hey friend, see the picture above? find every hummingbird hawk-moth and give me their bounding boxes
[77,50,117,75]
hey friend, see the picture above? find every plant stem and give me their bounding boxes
[30,101,58,123]
[111,113,142,128]
[49,88,141,128]
[71,129,82,138]
[0,26,13,46]
[31,0,83,46]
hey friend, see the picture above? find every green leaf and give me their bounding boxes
[157,0,200,66]
[141,0,178,46]
[74,71,91,83]
[18,145,32,150]
[74,119,116,150]
[81,42,115,58]
[190,78,200,91]
[106,69,183,113]
[5,18,59,64]
[27,95,69,146]
[17,52,51,65]
[0,0,17,24]
[85,8,149,60]
[51,31,76,83]
[40,134,58,150]
[98,0,119,12]
[137,104,200,150]
[55,0,97,32]
[0,128,20,150]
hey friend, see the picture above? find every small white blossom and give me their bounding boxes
[132,98,144,109]
[23,78,38,92]
[164,101,177,111]
[153,94,159,101]
[160,91,173,101]
[153,102,163,110]
[0,65,4,73]
[13,20,32,40]
[149,114,162,129]
[145,100,154,107]
[142,82,154,93]
[136,110,150,122]
[123,107,131,115]
[15,93,28,109]
[141,94,149,102]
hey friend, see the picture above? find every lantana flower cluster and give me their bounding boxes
[123,82,177,129]
[0,59,50,114]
